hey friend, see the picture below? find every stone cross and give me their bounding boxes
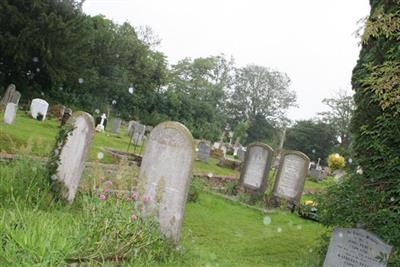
[30,98,49,121]
[239,142,274,194]
[138,121,194,244]
[95,113,107,132]
[272,150,310,204]
[324,228,392,267]
[51,112,95,202]
[3,103,17,124]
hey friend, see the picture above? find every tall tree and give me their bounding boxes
[226,65,296,126]
[318,90,355,148]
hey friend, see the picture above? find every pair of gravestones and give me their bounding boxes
[239,142,309,204]
[2,84,21,124]
[51,114,193,243]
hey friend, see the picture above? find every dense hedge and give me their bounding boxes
[318,0,400,265]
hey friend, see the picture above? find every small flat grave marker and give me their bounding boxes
[138,121,194,243]
[324,228,392,267]
[273,150,310,204]
[239,143,273,194]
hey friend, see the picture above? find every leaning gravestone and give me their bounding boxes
[197,141,211,163]
[131,123,146,145]
[324,228,392,267]
[239,143,274,194]
[272,150,310,204]
[127,120,137,136]
[3,103,17,124]
[111,118,122,134]
[50,112,95,202]
[30,98,49,121]
[138,121,194,243]
[0,84,21,109]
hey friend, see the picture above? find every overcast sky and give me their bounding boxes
[83,0,370,121]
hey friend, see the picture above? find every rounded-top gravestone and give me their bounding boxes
[30,98,49,121]
[197,141,211,163]
[138,121,194,244]
[52,112,95,202]
[272,150,310,204]
[3,102,17,124]
[239,142,274,194]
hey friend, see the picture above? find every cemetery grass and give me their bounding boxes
[0,159,327,267]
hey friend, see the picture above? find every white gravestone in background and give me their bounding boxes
[3,103,17,124]
[95,113,107,132]
[324,228,392,267]
[54,112,95,202]
[30,98,49,121]
[273,151,310,203]
[239,143,273,194]
[138,121,194,243]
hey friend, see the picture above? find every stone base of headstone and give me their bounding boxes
[95,124,105,132]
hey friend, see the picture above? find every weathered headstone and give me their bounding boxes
[30,98,49,121]
[239,143,274,194]
[0,84,21,109]
[197,141,211,163]
[237,146,246,161]
[51,112,95,202]
[111,118,122,134]
[60,108,72,126]
[272,150,310,203]
[3,103,17,124]
[138,121,194,243]
[324,228,392,267]
[131,123,146,145]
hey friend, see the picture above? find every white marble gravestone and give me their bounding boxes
[3,103,17,124]
[239,143,274,193]
[54,112,95,202]
[324,228,392,267]
[138,121,194,243]
[197,141,211,163]
[273,151,310,203]
[30,98,49,121]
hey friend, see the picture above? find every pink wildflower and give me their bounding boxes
[99,194,107,201]
[142,195,150,204]
[104,180,113,187]
[132,191,139,201]
[131,214,138,221]
[99,175,105,182]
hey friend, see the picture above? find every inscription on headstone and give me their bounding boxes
[273,151,310,203]
[197,141,211,163]
[324,228,392,267]
[30,98,49,121]
[138,121,194,243]
[52,112,95,202]
[3,103,17,124]
[239,143,273,193]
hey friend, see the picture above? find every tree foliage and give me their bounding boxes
[318,1,400,264]
[284,120,337,164]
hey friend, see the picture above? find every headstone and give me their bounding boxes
[131,123,146,145]
[51,112,95,202]
[50,104,65,120]
[138,121,194,243]
[273,150,310,203]
[324,228,392,267]
[237,146,246,162]
[197,141,211,163]
[111,118,122,134]
[30,98,49,121]
[127,120,137,136]
[145,125,154,136]
[95,113,107,132]
[239,143,274,194]
[0,84,21,108]
[3,103,17,124]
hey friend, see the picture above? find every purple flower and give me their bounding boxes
[104,180,113,187]
[132,191,139,201]
[142,195,150,204]
[99,194,107,201]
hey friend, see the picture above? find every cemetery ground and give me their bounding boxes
[1,112,331,266]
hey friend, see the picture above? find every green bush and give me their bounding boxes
[327,153,345,171]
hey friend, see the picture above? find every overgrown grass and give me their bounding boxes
[193,157,239,177]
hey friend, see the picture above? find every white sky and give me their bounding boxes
[83,0,370,121]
